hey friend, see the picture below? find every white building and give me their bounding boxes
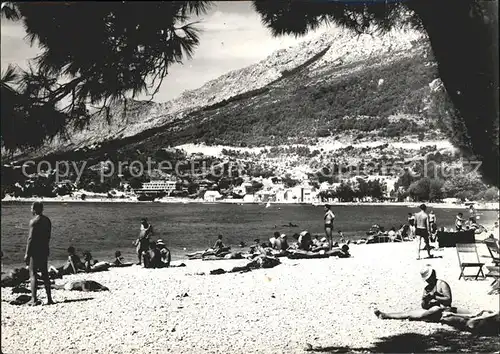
[243,194,255,203]
[275,190,286,202]
[138,180,176,193]
[204,190,222,202]
[275,186,319,203]
[233,182,253,195]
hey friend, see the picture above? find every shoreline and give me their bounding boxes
[2,196,499,210]
[2,224,498,274]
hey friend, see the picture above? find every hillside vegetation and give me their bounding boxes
[4,28,497,203]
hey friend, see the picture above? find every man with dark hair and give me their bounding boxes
[134,218,153,265]
[24,202,54,305]
[415,204,433,259]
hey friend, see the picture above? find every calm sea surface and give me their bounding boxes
[1,202,497,269]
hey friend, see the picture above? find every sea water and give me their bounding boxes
[1,202,497,269]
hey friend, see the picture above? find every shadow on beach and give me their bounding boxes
[310,329,500,353]
[61,297,94,303]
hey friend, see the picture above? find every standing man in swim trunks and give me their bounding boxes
[24,201,54,306]
[415,204,432,259]
[324,204,335,250]
[135,218,153,265]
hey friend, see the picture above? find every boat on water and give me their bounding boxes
[265,202,271,208]
[136,194,158,202]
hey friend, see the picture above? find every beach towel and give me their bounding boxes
[210,268,226,275]
[287,252,330,259]
[11,286,31,294]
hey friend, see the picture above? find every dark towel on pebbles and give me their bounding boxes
[9,295,31,305]
[12,287,31,294]
[210,268,226,275]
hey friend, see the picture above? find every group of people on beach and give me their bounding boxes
[51,247,116,276]
[3,202,174,305]
[207,229,350,260]
[134,218,171,268]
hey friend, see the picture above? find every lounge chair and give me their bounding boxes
[456,243,485,280]
[484,238,500,265]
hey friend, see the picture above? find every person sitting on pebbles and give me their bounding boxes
[156,239,171,267]
[113,250,125,266]
[440,310,500,335]
[312,235,321,247]
[269,232,280,250]
[279,234,289,251]
[64,246,86,274]
[249,239,266,257]
[109,250,133,267]
[312,237,330,252]
[298,231,313,251]
[374,265,453,322]
[82,251,110,273]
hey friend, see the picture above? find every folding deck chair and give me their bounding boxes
[456,243,485,280]
[483,238,500,293]
[484,238,500,265]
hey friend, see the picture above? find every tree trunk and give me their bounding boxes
[409,0,499,187]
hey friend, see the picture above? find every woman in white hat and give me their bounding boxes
[374,265,453,322]
[156,239,171,267]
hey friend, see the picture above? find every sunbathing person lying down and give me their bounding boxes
[52,280,109,292]
[374,265,453,322]
[440,310,500,335]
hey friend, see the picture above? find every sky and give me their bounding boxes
[1,2,329,103]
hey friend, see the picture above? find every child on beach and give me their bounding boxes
[338,230,346,244]
[113,251,125,266]
[110,250,134,267]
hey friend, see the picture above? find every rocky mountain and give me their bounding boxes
[12,26,439,162]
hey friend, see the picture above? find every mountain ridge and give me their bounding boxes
[9,27,429,162]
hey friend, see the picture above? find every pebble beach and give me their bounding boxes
[2,239,499,354]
